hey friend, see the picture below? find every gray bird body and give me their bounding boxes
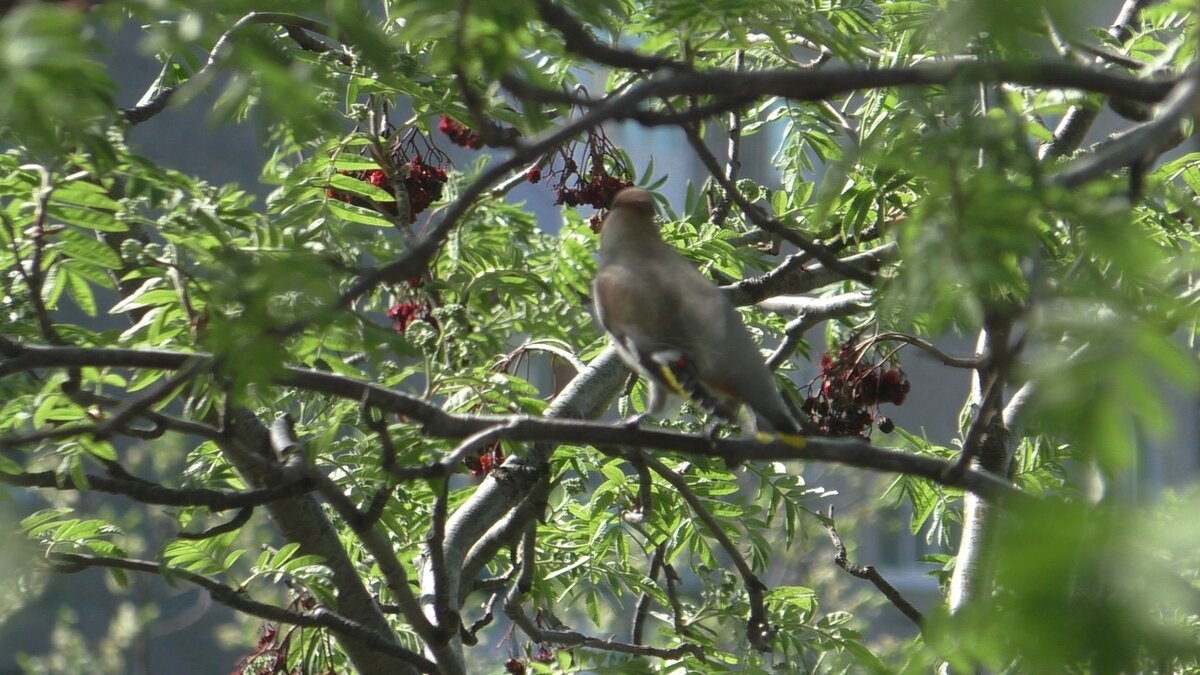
[593,188,802,436]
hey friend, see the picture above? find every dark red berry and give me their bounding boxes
[387,301,438,334]
[526,168,541,183]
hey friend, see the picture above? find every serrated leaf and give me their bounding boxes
[327,200,396,227]
[64,265,96,315]
[53,183,120,211]
[59,228,121,268]
[20,508,74,534]
[109,277,170,314]
[46,203,127,232]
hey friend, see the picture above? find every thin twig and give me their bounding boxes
[504,582,704,661]
[866,332,982,369]
[121,12,335,124]
[0,466,310,508]
[824,508,923,628]
[683,124,877,285]
[631,547,665,645]
[45,553,438,673]
[642,456,774,651]
[178,507,254,540]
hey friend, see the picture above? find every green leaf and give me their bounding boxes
[58,228,121,268]
[63,264,96,316]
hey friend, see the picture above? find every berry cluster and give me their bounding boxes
[802,343,909,438]
[465,441,505,478]
[387,301,438,334]
[324,130,451,221]
[404,155,448,219]
[528,127,635,210]
[437,115,484,149]
[503,646,555,673]
[554,173,634,210]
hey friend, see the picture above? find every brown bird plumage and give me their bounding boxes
[593,187,805,441]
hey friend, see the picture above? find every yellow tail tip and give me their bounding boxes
[755,431,807,448]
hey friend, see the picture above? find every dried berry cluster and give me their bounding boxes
[526,127,634,210]
[437,115,485,149]
[803,343,910,438]
[233,594,318,674]
[464,441,505,478]
[387,301,438,334]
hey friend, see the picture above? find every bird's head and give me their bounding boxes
[599,187,658,241]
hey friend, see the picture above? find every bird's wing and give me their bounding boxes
[594,265,730,411]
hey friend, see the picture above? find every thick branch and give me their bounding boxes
[0,341,1026,501]
[219,408,416,674]
[760,292,873,368]
[1049,75,1197,189]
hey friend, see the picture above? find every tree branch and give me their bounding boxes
[1049,75,1197,189]
[0,466,311,509]
[683,123,878,285]
[0,341,1028,501]
[218,407,416,674]
[45,552,438,673]
[534,0,692,73]
[643,456,773,651]
[1041,0,1157,159]
[761,292,873,369]
[120,12,336,125]
[824,508,923,628]
[503,575,704,661]
[866,331,983,370]
[723,243,899,306]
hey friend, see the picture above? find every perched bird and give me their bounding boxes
[593,187,806,445]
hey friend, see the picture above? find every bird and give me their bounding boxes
[592,187,806,446]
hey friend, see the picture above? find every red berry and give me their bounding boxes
[526,168,541,183]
